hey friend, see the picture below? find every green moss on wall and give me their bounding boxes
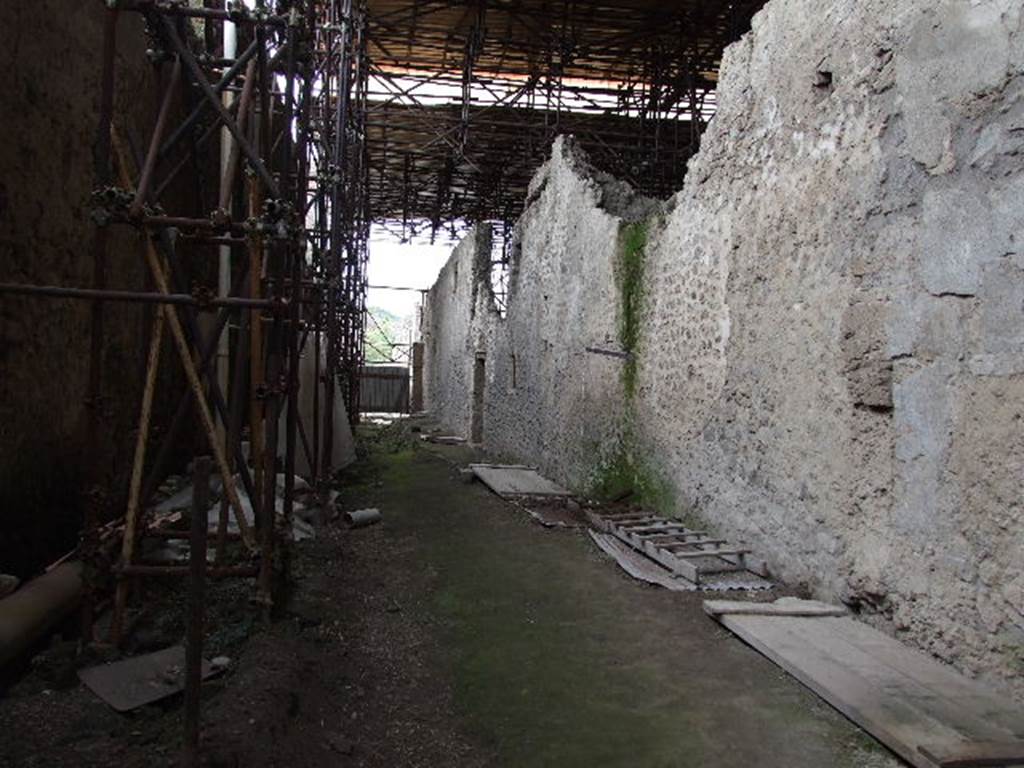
[617,222,647,398]
[588,218,680,515]
[588,442,675,516]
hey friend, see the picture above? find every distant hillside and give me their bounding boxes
[365,306,413,363]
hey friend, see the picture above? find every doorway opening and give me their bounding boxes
[471,355,486,444]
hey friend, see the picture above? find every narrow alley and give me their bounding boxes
[2,422,895,767]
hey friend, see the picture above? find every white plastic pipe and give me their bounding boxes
[217,17,237,446]
[344,509,382,528]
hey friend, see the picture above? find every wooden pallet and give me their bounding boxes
[585,509,768,586]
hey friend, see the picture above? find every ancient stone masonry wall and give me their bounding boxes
[421,0,1024,700]
[420,228,494,439]
[420,139,654,488]
[634,0,1024,700]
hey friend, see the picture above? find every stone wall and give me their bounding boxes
[421,228,494,439]
[420,0,1024,700]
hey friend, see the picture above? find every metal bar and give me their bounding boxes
[119,564,258,578]
[121,1,288,26]
[157,39,261,163]
[162,16,280,198]
[281,15,300,538]
[81,5,119,645]
[0,282,277,310]
[367,284,428,292]
[255,18,281,613]
[322,0,353,478]
[183,456,210,768]
[131,59,182,216]
[219,296,250,563]
[217,58,257,212]
[110,295,165,644]
[247,173,266,538]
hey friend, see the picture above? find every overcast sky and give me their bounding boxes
[365,230,453,321]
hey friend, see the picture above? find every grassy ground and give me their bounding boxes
[342,427,899,768]
[0,422,901,767]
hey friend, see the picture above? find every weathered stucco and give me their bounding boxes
[421,0,1024,700]
[420,228,494,440]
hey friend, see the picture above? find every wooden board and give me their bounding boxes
[586,508,770,584]
[422,434,466,445]
[710,613,1024,768]
[588,531,694,592]
[704,597,849,618]
[919,742,1024,767]
[469,464,571,497]
[590,531,773,592]
[79,646,214,712]
[520,503,584,529]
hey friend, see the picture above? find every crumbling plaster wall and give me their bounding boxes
[421,228,495,439]
[479,144,652,487]
[420,140,648,486]
[421,0,1024,699]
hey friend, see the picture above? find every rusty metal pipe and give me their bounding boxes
[0,282,278,310]
[344,509,381,528]
[81,5,120,644]
[183,457,209,768]
[163,16,280,197]
[218,58,256,213]
[131,59,182,217]
[119,1,288,26]
[137,214,247,232]
[157,39,260,162]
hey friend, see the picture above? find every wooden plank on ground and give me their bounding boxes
[704,597,848,618]
[661,538,727,548]
[469,465,571,497]
[598,512,659,521]
[673,548,750,560]
[628,532,701,582]
[588,531,694,592]
[585,509,771,587]
[709,611,1024,768]
[919,741,1024,767]
[620,522,690,533]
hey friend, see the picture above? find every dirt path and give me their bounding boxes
[1,427,900,767]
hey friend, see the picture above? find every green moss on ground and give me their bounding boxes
[361,444,896,768]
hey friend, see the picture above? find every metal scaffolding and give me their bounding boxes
[361,0,765,244]
[0,0,766,621]
[0,0,371,658]
[0,0,763,755]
